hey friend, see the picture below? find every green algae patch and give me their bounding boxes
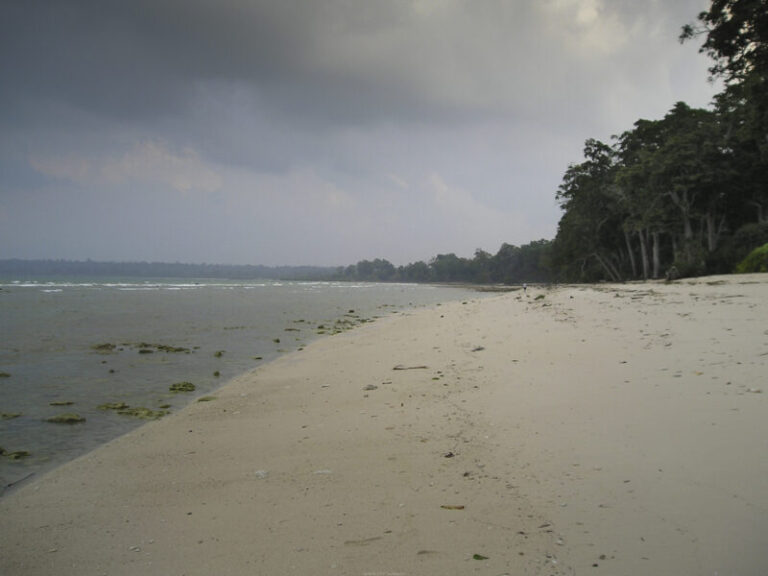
[214,350,225,358]
[197,396,217,402]
[92,343,117,352]
[46,413,86,424]
[116,406,168,420]
[49,401,74,406]
[155,344,191,353]
[170,381,196,393]
[99,401,168,419]
[1,412,22,420]
[6,450,31,461]
[119,342,191,354]
[0,371,12,378]
[98,402,130,411]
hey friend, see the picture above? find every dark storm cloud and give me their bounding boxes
[2,0,686,127]
[0,0,718,265]
[1,0,417,125]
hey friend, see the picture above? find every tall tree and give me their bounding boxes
[615,118,671,279]
[682,0,768,223]
[552,139,626,281]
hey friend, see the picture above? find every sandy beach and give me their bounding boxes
[1,274,767,576]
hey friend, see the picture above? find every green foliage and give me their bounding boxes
[735,243,768,272]
[733,222,768,258]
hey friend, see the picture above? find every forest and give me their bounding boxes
[548,0,768,281]
[346,0,768,284]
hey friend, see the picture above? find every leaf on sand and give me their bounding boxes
[472,554,489,560]
[344,536,383,546]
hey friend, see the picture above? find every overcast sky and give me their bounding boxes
[0,0,718,267]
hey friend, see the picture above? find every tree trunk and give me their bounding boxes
[652,231,661,279]
[593,253,621,282]
[748,201,765,223]
[669,189,694,263]
[624,228,638,279]
[638,230,650,280]
[705,211,727,252]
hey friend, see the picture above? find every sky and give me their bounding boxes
[0,0,719,267]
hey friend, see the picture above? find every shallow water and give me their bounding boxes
[0,278,479,492]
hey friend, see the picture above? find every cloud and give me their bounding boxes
[1,0,714,131]
[29,140,222,193]
[0,0,719,266]
[426,172,533,254]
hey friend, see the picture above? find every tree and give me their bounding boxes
[429,253,471,282]
[681,0,768,85]
[552,139,626,281]
[615,118,671,279]
[682,0,768,223]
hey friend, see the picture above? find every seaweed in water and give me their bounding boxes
[91,343,117,352]
[46,413,86,424]
[169,381,196,393]
[98,402,130,411]
[6,450,31,460]
[115,406,168,420]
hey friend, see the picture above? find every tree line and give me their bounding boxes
[334,240,552,284]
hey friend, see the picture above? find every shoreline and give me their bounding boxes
[0,280,479,494]
[1,274,767,575]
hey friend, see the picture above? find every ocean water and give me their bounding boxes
[0,278,479,492]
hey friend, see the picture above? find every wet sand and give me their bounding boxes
[1,274,767,575]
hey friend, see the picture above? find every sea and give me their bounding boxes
[0,277,481,493]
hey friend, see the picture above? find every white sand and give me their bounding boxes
[1,274,767,575]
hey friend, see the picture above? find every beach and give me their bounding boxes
[1,274,767,575]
